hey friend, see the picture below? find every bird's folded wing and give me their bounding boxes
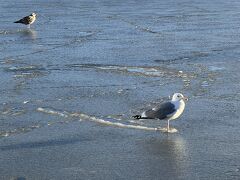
[15,16,32,24]
[22,16,32,24]
[144,102,176,119]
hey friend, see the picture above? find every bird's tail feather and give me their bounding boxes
[14,20,21,23]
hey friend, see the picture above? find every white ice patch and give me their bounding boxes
[37,107,69,118]
[87,64,191,79]
[201,81,209,87]
[209,66,225,71]
[37,107,178,133]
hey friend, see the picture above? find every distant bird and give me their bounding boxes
[14,13,37,28]
[133,93,188,132]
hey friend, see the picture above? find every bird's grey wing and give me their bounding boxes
[144,102,176,119]
[22,16,32,24]
[15,16,31,24]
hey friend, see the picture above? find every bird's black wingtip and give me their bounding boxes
[132,115,141,119]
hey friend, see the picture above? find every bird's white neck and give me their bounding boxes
[171,99,185,109]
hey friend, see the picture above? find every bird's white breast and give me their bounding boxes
[29,15,36,24]
[170,100,185,120]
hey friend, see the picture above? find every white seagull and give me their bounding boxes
[14,13,37,28]
[133,93,188,132]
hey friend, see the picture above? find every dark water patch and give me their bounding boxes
[0,136,92,151]
[108,15,162,35]
[154,51,209,64]
[10,177,27,180]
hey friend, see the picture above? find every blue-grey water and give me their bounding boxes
[0,0,240,179]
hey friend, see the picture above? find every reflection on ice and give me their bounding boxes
[141,137,189,178]
[19,29,37,40]
[145,137,188,161]
[0,29,37,40]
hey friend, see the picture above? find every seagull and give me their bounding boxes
[133,93,188,132]
[14,13,37,28]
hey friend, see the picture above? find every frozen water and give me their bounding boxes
[0,0,240,179]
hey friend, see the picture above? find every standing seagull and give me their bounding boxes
[14,13,37,28]
[133,93,188,132]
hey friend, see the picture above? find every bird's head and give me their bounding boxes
[31,13,37,17]
[171,93,188,102]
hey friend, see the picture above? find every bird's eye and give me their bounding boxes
[177,95,180,98]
